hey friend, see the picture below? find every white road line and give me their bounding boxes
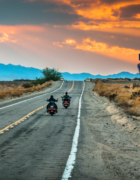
[61,81,85,180]
[0,81,64,110]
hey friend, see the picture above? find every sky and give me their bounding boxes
[0,0,140,75]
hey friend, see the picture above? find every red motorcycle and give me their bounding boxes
[63,101,69,109]
[62,97,71,109]
[46,99,58,116]
[47,105,57,116]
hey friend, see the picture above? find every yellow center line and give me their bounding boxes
[0,81,75,135]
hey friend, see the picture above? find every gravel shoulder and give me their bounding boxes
[71,81,140,180]
[0,80,62,106]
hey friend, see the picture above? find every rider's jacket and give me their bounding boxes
[62,95,71,100]
[47,97,57,102]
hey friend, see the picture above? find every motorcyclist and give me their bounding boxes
[62,92,71,104]
[47,95,58,112]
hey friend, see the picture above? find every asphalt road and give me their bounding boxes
[0,81,84,180]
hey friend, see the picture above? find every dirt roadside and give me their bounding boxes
[71,81,140,180]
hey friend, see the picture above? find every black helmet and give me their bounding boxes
[50,95,53,98]
[65,92,68,95]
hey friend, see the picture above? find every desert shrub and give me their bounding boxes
[11,90,22,97]
[31,78,46,86]
[0,81,52,99]
[118,101,132,109]
[22,83,33,88]
[25,87,34,93]
[0,92,7,99]
[6,84,12,87]
[93,81,140,116]
[133,83,140,89]
[133,78,140,80]
[11,84,16,88]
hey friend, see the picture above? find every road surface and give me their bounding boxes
[0,81,84,180]
[1,81,140,180]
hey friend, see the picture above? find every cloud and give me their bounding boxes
[63,39,76,45]
[0,0,139,75]
[0,33,16,43]
[75,38,140,64]
[53,37,140,64]
[69,21,140,37]
[120,4,140,18]
[135,14,140,19]
[0,0,83,25]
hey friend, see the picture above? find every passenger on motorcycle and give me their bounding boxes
[62,92,71,104]
[46,95,58,112]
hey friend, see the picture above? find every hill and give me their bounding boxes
[0,63,42,80]
[0,63,139,81]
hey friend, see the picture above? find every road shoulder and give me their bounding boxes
[71,81,140,180]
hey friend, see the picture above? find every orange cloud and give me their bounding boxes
[0,25,44,45]
[69,21,140,37]
[26,0,140,39]
[27,0,140,20]
[63,39,76,45]
[53,39,76,48]
[53,37,140,64]
[75,38,140,64]
[0,33,16,43]
[72,21,140,29]
[135,14,140,19]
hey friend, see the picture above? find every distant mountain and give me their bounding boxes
[0,63,43,80]
[0,63,139,81]
[62,72,140,80]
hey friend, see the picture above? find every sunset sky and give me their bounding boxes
[0,0,140,75]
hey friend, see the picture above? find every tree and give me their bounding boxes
[42,68,62,81]
[31,67,62,86]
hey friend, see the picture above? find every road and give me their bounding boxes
[1,81,140,180]
[0,81,84,180]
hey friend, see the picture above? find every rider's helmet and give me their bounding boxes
[50,95,53,98]
[65,92,68,95]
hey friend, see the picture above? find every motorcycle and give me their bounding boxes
[62,97,71,109]
[46,100,58,116]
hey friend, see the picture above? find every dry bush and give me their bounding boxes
[133,83,140,89]
[126,100,140,115]
[0,91,7,99]
[11,90,22,97]
[6,84,12,87]
[0,81,52,99]
[94,81,140,116]
[22,83,33,88]
[91,79,100,83]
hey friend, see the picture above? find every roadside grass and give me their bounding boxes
[0,82,52,99]
[93,81,140,116]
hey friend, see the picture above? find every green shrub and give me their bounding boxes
[30,67,62,86]
[42,68,62,81]
[31,78,46,86]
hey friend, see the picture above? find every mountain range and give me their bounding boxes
[0,63,140,81]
